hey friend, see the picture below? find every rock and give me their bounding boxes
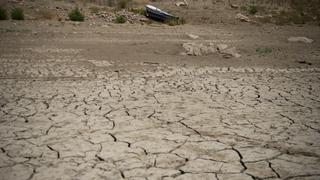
[182,42,240,58]
[139,17,149,23]
[235,13,250,22]
[175,2,186,6]
[217,44,228,51]
[182,42,216,56]
[219,47,241,58]
[186,33,199,39]
[229,4,239,9]
[182,42,202,56]
[297,60,312,65]
[288,37,314,43]
[176,0,188,7]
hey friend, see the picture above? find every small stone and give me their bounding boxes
[235,13,250,22]
[186,33,199,39]
[175,0,188,6]
[230,4,239,9]
[217,44,228,51]
[182,42,217,56]
[139,17,149,22]
[219,47,241,58]
[288,37,314,43]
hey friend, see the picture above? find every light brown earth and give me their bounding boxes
[0,20,320,180]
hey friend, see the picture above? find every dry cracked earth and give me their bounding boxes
[0,22,320,180]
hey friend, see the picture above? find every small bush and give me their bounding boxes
[11,7,24,20]
[0,7,8,20]
[68,7,84,21]
[248,5,257,15]
[115,15,126,23]
[241,5,257,15]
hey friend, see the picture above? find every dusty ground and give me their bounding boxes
[0,21,320,180]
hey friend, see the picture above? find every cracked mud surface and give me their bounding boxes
[1,22,320,180]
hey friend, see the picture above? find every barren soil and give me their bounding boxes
[0,21,320,180]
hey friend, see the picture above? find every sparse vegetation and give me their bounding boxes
[165,17,186,26]
[240,5,247,12]
[241,5,258,15]
[130,8,145,15]
[11,7,24,20]
[274,10,307,25]
[68,7,84,21]
[248,5,258,15]
[0,7,8,20]
[290,12,306,25]
[115,15,126,23]
[249,0,319,25]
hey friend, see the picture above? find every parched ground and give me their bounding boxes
[0,21,320,180]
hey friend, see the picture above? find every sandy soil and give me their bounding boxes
[0,21,320,180]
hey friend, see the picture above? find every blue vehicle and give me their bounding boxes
[145,5,176,22]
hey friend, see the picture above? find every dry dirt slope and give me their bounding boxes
[1,0,320,25]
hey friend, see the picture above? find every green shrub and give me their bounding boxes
[0,7,8,20]
[240,5,258,15]
[248,5,257,15]
[68,7,84,21]
[115,15,126,23]
[11,7,24,20]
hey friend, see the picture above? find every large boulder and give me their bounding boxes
[219,47,241,58]
[182,42,216,56]
[181,42,241,58]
